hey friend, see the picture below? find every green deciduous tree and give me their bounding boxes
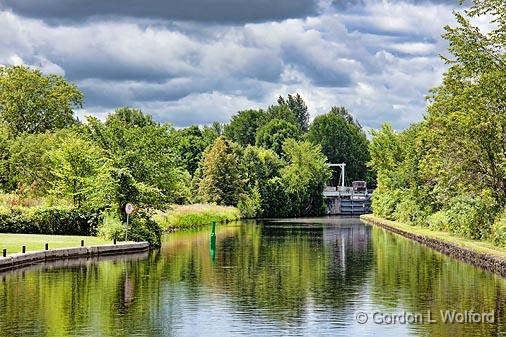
[277,93,310,131]
[368,0,506,243]
[198,136,245,206]
[281,139,331,216]
[49,135,112,209]
[307,107,369,182]
[224,109,266,145]
[255,119,300,155]
[7,130,65,194]
[85,108,182,206]
[0,66,83,134]
[170,125,216,176]
[107,107,155,127]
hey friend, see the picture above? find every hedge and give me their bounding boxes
[0,206,102,236]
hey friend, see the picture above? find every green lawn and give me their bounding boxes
[0,233,112,255]
[361,214,506,260]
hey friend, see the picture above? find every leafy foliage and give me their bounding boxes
[198,136,245,206]
[255,119,300,155]
[49,135,112,209]
[0,66,82,134]
[277,94,310,131]
[368,0,506,245]
[85,109,181,208]
[281,139,331,216]
[170,125,217,176]
[0,205,102,236]
[224,109,266,145]
[307,107,370,182]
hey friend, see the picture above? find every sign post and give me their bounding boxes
[125,203,134,241]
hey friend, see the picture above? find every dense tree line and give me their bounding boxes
[368,0,506,246]
[0,65,371,242]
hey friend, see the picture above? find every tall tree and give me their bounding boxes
[49,135,111,209]
[255,119,300,156]
[307,108,369,182]
[107,107,156,127]
[198,137,245,206]
[85,109,181,205]
[277,93,310,131]
[170,125,215,176]
[281,139,331,216]
[0,66,83,134]
[224,109,266,145]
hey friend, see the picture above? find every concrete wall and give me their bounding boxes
[0,242,149,272]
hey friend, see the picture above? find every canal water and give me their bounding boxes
[0,217,505,336]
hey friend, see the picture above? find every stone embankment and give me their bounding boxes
[361,214,506,278]
[0,242,149,272]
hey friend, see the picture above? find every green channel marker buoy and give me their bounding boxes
[210,221,216,264]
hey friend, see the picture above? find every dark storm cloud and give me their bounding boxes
[331,0,461,8]
[1,0,318,23]
[0,0,458,130]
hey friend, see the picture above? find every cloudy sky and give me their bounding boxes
[0,0,464,130]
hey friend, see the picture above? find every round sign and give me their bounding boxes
[125,203,134,215]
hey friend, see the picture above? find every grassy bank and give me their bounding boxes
[361,214,506,260]
[154,204,241,230]
[0,233,111,255]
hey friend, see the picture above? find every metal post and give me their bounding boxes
[125,214,129,241]
[45,243,48,251]
[22,246,26,254]
[81,240,84,247]
[210,221,216,264]
[341,163,346,188]
[2,249,6,257]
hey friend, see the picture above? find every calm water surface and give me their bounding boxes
[1,217,505,336]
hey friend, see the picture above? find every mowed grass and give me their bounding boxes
[0,233,112,255]
[361,214,506,260]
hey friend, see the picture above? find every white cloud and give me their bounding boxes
[0,0,465,130]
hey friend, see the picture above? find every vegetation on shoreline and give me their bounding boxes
[368,1,506,247]
[361,214,506,261]
[0,60,371,245]
[154,204,241,230]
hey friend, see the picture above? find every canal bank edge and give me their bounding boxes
[0,242,149,272]
[360,214,506,278]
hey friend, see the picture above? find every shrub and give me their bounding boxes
[0,205,102,235]
[393,193,428,226]
[237,187,262,218]
[372,187,403,220]
[97,210,125,241]
[128,213,164,247]
[444,192,497,240]
[427,210,450,231]
[492,209,506,247]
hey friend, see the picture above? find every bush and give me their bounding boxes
[97,209,163,247]
[128,213,164,247]
[372,187,403,220]
[393,193,428,226]
[444,192,497,240]
[237,187,262,218]
[97,210,125,241]
[492,209,506,247]
[427,210,450,231]
[0,205,102,235]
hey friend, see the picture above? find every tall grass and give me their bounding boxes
[154,204,241,230]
